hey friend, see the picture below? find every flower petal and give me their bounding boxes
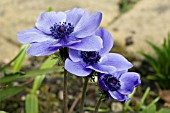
[36,11,66,34]
[108,90,126,101]
[96,28,114,56]
[112,70,128,80]
[69,49,81,62]
[100,53,133,71]
[65,59,92,76]
[98,74,109,91]
[119,72,141,94]
[17,28,52,44]
[65,8,84,26]
[59,36,81,46]
[87,64,116,74]
[27,41,60,56]
[68,35,103,51]
[73,11,102,38]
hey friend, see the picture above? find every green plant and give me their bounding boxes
[0,46,62,102]
[119,0,139,13]
[124,87,170,113]
[140,33,170,89]
[0,49,62,112]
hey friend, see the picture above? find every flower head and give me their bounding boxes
[98,71,141,102]
[17,8,103,56]
[65,28,133,76]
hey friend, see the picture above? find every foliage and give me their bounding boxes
[124,87,170,113]
[140,33,170,89]
[119,0,140,13]
[26,94,38,113]
[25,55,60,113]
[0,45,28,101]
[0,45,62,112]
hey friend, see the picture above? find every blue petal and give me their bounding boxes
[96,28,114,56]
[111,70,128,80]
[27,41,60,56]
[69,49,81,62]
[65,8,84,26]
[87,64,116,74]
[64,59,92,76]
[73,11,102,38]
[68,35,103,51]
[100,53,133,71]
[118,72,141,94]
[59,36,81,46]
[108,90,126,101]
[17,27,52,44]
[36,11,66,34]
[98,74,109,91]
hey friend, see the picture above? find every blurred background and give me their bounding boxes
[0,0,170,113]
[1,0,170,63]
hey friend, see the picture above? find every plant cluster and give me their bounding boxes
[140,34,170,89]
[0,8,141,113]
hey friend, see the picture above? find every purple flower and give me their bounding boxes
[98,71,141,102]
[17,8,103,56]
[65,28,133,76]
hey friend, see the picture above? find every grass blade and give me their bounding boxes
[0,86,26,101]
[26,94,38,113]
[138,87,150,110]
[12,45,28,72]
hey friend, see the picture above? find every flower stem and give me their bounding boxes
[94,95,103,113]
[64,69,68,113]
[79,77,89,113]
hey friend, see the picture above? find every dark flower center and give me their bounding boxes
[80,51,101,65]
[103,75,120,91]
[50,22,74,39]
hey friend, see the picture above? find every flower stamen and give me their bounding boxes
[50,22,74,39]
[103,75,120,91]
[80,51,101,65]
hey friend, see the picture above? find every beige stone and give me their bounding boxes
[109,0,170,58]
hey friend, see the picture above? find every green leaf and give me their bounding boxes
[146,75,157,80]
[31,56,59,94]
[141,104,156,113]
[40,56,59,69]
[0,111,8,113]
[26,94,38,113]
[0,67,62,84]
[139,51,159,73]
[0,86,25,101]
[84,107,109,112]
[146,40,162,58]
[12,45,29,72]
[46,7,53,12]
[31,75,45,94]
[138,87,150,110]
[157,73,166,79]
[124,88,136,112]
[147,97,160,108]
[157,108,170,113]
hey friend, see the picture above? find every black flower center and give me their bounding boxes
[80,51,101,65]
[50,22,74,39]
[103,75,120,91]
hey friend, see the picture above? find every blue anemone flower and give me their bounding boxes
[65,28,133,76]
[98,71,141,102]
[17,8,103,56]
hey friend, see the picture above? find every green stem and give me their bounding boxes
[79,77,89,113]
[64,69,68,113]
[94,95,103,113]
